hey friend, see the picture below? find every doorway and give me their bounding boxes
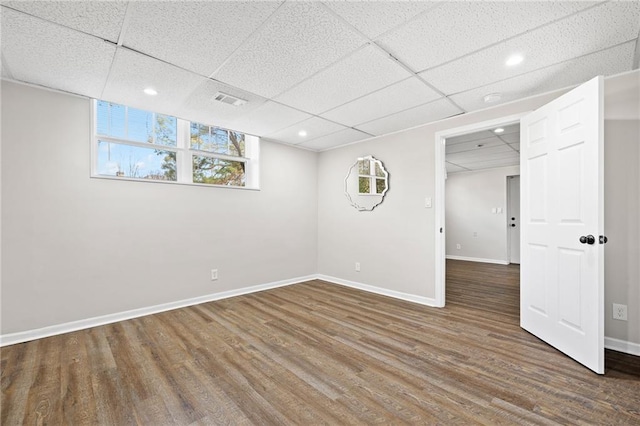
[434,113,526,307]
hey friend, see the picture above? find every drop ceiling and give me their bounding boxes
[445,123,520,173]
[1,1,639,151]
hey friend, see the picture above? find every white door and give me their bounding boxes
[520,76,604,374]
[508,175,521,264]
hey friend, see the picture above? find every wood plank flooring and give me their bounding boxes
[2,260,639,425]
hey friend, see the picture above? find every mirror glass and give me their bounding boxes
[344,155,389,211]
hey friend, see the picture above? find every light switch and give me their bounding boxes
[497,207,503,214]
[492,208,497,214]
[425,197,432,208]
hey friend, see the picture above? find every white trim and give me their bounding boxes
[0,275,316,347]
[445,255,509,265]
[434,113,528,308]
[317,274,438,307]
[604,337,640,356]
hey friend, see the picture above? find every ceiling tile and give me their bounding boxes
[213,1,367,98]
[447,145,516,164]
[324,1,439,39]
[356,98,463,136]
[321,77,441,126]
[459,157,520,171]
[265,116,347,145]
[378,1,598,72]
[450,42,636,112]
[446,163,469,174]
[499,133,520,144]
[1,8,115,98]
[276,44,411,114]
[102,48,205,117]
[446,130,495,145]
[230,101,311,137]
[446,137,506,155]
[179,79,267,131]
[3,1,127,42]
[296,128,371,151]
[421,1,640,95]
[509,143,521,152]
[123,2,279,76]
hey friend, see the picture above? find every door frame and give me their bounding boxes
[506,174,521,264]
[434,113,527,307]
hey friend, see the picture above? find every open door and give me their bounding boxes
[520,76,604,374]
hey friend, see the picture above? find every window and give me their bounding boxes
[92,100,259,189]
[358,158,387,195]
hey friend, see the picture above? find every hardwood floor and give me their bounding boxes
[2,260,639,425]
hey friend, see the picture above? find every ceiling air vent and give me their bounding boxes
[213,91,247,107]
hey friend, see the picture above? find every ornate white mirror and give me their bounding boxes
[344,155,389,211]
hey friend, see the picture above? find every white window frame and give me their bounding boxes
[90,100,260,190]
[358,158,386,196]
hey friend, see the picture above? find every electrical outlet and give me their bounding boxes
[456,244,461,250]
[211,269,218,281]
[612,303,627,321]
[355,262,361,272]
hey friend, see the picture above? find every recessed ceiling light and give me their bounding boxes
[494,128,505,134]
[298,130,307,137]
[143,87,158,96]
[483,93,502,103]
[506,54,523,67]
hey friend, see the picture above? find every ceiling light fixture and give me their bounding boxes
[298,130,307,137]
[506,54,524,67]
[143,87,158,96]
[494,128,505,134]
[483,93,502,103]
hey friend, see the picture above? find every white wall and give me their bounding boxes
[1,81,318,335]
[445,166,519,264]
[317,73,639,346]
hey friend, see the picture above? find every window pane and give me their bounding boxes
[358,160,370,175]
[192,155,245,187]
[228,131,245,157]
[375,162,384,177]
[376,178,386,194]
[190,123,211,151]
[154,114,177,147]
[96,100,109,135]
[359,177,370,194]
[96,101,125,138]
[190,122,245,156]
[97,140,176,181]
[128,107,154,143]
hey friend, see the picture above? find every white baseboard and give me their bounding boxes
[0,275,317,347]
[317,274,438,307]
[605,336,640,356]
[446,255,509,265]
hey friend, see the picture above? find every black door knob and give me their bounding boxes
[599,235,608,244]
[511,224,516,227]
[511,217,516,220]
[580,235,595,245]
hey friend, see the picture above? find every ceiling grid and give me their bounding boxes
[1,0,638,152]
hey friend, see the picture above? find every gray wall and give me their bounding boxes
[446,165,519,263]
[2,75,638,348]
[604,118,640,344]
[317,89,565,300]
[317,77,639,345]
[1,81,318,334]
